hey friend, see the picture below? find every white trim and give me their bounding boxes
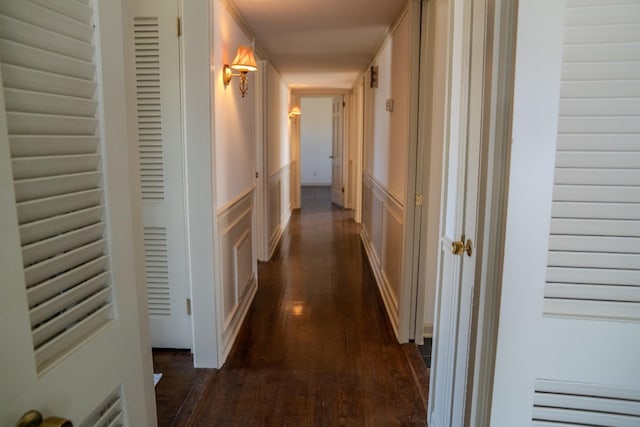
[181,0,220,368]
[255,59,269,261]
[217,186,256,216]
[465,0,517,424]
[399,0,424,343]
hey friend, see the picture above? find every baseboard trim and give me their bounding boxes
[220,275,257,363]
[423,324,433,339]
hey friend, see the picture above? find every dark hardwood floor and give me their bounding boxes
[154,186,428,426]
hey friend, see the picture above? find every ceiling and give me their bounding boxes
[230,0,407,89]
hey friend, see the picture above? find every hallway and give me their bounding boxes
[156,187,428,425]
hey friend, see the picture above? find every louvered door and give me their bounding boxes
[491,1,640,424]
[0,0,153,425]
[133,0,192,349]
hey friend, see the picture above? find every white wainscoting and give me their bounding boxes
[267,163,292,258]
[361,173,405,338]
[217,188,257,361]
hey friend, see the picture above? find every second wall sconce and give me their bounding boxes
[223,45,258,97]
[289,106,301,119]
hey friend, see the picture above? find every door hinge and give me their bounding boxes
[343,101,346,108]
[177,17,182,37]
[342,187,345,193]
[255,171,259,178]
[415,194,423,206]
[186,298,191,315]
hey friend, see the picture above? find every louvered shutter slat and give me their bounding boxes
[560,98,640,116]
[7,112,97,135]
[5,89,96,117]
[24,240,106,288]
[27,257,108,307]
[30,272,109,326]
[550,218,640,236]
[554,169,640,185]
[548,251,640,269]
[547,267,639,286]
[21,209,103,254]
[532,407,639,427]
[545,283,640,303]
[534,393,640,417]
[558,134,640,150]
[34,304,112,369]
[0,15,94,61]
[22,223,105,266]
[549,235,640,253]
[552,202,640,220]
[82,393,123,427]
[0,40,94,80]
[14,171,101,202]
[561,80,640,98]
[553,186,640,203]
[31,287,111,347]
[2,65,96,99]
[17,192,102,227]
[532,379,640,426]
[27,0,93,25]
[12,154,99,179]
[10,135,99,157]
[556,152,640,168]
[0,1,92,42]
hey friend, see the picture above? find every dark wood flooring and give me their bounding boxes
[153,186,428,426]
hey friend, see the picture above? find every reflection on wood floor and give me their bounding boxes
[153,186,428,426]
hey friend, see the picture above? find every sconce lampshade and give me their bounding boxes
[231,45,258,72]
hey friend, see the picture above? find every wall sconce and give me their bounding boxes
[223,45,257,97]
[289,106,301,119]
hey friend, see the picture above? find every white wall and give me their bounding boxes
[210,0,259,363]
[300,96,332,186]
[213,2,257,207]
[265,64,292,257]
[360,10,411,339]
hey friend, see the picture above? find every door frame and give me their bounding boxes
[290,88,352,212]
[406,0,517,423]
[463,0,517,424]
[179,0,221,367]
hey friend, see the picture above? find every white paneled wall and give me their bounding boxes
[217,190,257,361]
[267,164,292,257]
[361,174,404,335]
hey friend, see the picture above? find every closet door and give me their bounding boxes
[0,0,153,425]
[133,0,192,349]
[491,1,640,424]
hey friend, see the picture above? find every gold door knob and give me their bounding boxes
[451,235,473,257]
[16,411,72,427]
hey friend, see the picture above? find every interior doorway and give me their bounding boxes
[300,96,333,189]
[298,94,346,209]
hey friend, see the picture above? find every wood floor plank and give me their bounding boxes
[161,187,428,426]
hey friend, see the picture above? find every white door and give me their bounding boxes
[331,95,344,207]
[133,0,192,349]
[0,0,154,425]
[491,0,640,425]
[428,0,485,425]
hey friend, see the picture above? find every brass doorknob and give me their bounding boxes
[16,411,72,427]
[451,235,472,257]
